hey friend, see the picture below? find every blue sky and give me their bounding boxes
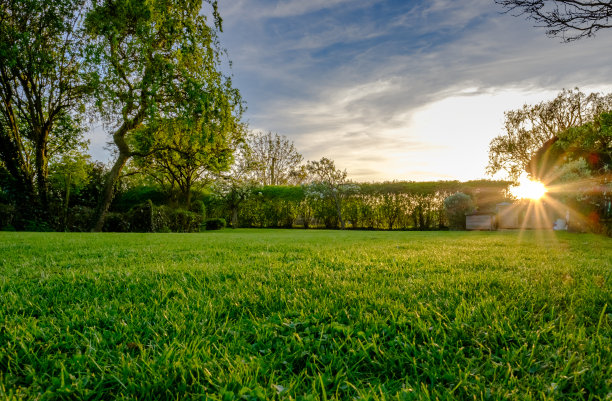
[90,0,612,181]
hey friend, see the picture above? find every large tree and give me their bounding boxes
[487,88,612,180]
[0,0,90,221]
[85,0,242,231]
[496,0,612,41]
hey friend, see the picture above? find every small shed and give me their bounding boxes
[466,212,496,231]
[496,202,520,229]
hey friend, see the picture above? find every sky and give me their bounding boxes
[89,0,612,182]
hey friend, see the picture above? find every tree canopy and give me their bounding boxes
[487,88,612,181]
[85,0,243,230]
[0,0,90,221]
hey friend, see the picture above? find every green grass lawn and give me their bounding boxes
[0,230,611,400]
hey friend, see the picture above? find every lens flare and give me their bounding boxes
[510,176,547,200]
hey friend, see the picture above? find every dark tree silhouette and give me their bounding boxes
[496,0,612,41]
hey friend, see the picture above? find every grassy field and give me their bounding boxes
[0,230,611,400]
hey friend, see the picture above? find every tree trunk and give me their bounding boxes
[334,194,345,229]
[91,109,145,231]
[92,150,130,232]
[184,179,192,210]
[63,173,71,231]
[35,132,50,213]
[231,207,238,228]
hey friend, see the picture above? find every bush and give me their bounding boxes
[65,206,95,232]
[158,206,203,232]
[444,192,474,230]
[24,219,53,232]
[189,199,206,215]
[204,218,226,231]
[103,212,130,232]
[0,203,15,229]
[128,200,154,232]
[113,186,166,212]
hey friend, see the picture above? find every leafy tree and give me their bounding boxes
[0,0,90,219]
[444,192,475,230]
[496,0,612,41]
[306,157,353,229]
[244,131,304,186]
[85,0,242,231]
[487,88,612,181]
[555,112,612,174]
[132,118,245,209]
[49,151,91,230]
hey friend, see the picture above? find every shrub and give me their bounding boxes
[24,219,53,232]
[128,200,154,232]
[113,186,166,212]
[65,206,95,232]
[189,199,206,215]
[204,218,226,230]
[158,206,203,232]
[0,203,15,229]
[103,212,130,232]
[444,192,475,230]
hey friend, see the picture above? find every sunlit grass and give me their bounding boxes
[0,230,610,400]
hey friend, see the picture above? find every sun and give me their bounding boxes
[510,176,548,200]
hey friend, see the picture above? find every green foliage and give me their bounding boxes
[24,220,53,232]
[85,0,243,230]
[113,186,167,213]
[243,131,304,185]
[204,217,226,230]
[444,192,475,230]
[160,207,204,233]
[487,89,612,180]
[212,181,510,231]
[553,111,612,175]
[65,206,95,232]
[0,203,15,229]
[189,199,206,215]
[0,0,91,216]
[102,212,130,232]
[1,230,611,398]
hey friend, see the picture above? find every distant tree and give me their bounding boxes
[487,88,612,181]
[49,151,91,230]
[306,157,352,229]
[244,131,304,186]
[212,142,258,227]
[496,0,612,41]
[444,192,475,230]
[85,0,242,231]
[0,0,91,219]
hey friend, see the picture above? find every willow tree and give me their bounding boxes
[86,0,242,231]
[0,0,89,221]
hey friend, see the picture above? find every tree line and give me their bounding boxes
[1,0,611,233]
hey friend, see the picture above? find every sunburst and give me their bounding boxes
[510,176,548,200]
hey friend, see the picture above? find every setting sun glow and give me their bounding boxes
[510,177,548,200]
